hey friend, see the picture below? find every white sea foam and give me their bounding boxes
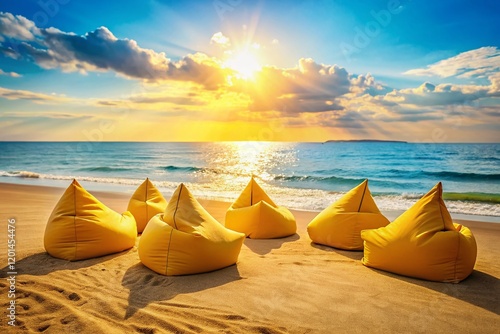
[1,171,41,178]
[1,170,143,186]
[1,170,499,218]
[175,181,500,217]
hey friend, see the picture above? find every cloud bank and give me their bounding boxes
[404,47,500,79]
[1,12,499,140]
[0,86,71,102]
[0,12,227,88]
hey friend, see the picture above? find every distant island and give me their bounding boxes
[324,139,408,143]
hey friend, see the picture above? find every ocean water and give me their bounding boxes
[1,141,499,218]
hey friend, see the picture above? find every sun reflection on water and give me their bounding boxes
[193,141,297,193]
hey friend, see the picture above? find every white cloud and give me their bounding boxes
[1,111,93,120]
[0,11,39,41]
[0,87,73,102]
[0,69,21,77]
[488,72,500,94]
[210,32,231,48]
[236,59,353,113]
[383,80,496,107]
[238,58,391,114]
[403,46,500,78]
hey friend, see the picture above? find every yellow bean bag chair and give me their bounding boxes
[138,183,245,275]
[44,179,137,261]
[225,177,296,239]
[127,178,167,233]
[307,180,390,250]
[361,182,477,282]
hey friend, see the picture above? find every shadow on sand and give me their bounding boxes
[367,267,500,315]
[121,263,242,319]
[309,242,499,314]
[309,242,364,261]
[0,250,133,278]
[244,233,300,255]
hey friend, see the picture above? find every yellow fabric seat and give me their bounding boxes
[361,182,477,282]
[44,180,137,261]
[127,178,167,233]
[138,183,245,276]
[307,180,390,250]
[225,177,296,239]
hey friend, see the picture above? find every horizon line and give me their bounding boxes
[0,140,498,144]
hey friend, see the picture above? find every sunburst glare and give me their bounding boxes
[224,50,261,80]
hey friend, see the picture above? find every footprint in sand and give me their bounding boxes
[19,280,35,285]
[68,292,81,301]
[37,324,50,332]
[135,327,155,334]
[33,294,45,303]
[19,303,30,311]
[224,314,247,321]
[60,314,77,324]
[17,291,31,299]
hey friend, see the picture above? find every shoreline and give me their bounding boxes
[1,180,498,224]
[0,182,499,332]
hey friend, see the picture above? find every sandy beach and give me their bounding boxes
[1,182,499,333]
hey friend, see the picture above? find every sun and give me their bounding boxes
[224,50,261,80]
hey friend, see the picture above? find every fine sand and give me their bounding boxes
[0,182,499,333]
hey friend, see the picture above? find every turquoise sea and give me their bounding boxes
[0,141,499,218]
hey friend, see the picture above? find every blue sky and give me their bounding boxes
[0,0,499,141]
